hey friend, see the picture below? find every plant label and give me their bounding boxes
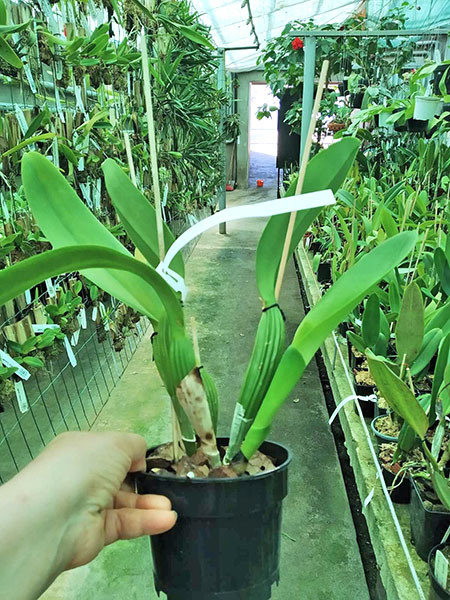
[25,289,31,304]
[32,324,59,333]
[99,302,110,331]
[74,85,86,116]
[14,105,29,136]
[64,336,77,367]
[92,306,98,321]
[23,63,37,94]
[435,550,449,589]
[78,307,87,329]
[45,278,56,298]
[442,526,450,544]
[54,86,65,123]
[136,322,142,335]
[71,329,80,346]
[0,194,10,222]
[52,136,59,168]
[0,349,30,381]
[14,380,29,413]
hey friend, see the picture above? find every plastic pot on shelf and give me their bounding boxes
[410,477,450,561]
[406,118,428,133]
[413,96,443,121]
[371,414,398,447]
[136,438,291,600]
[381,466,411,504]
[433,64,450,96]
[317,262,332,283]
[428,542,450,599]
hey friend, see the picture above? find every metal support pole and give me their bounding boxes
[300,36,316,162]
[217,48,227,234]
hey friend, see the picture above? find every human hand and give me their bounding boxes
[0,431,176,600]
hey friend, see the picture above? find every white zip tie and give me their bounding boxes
[328,393,377,426]
[300,246,426,600]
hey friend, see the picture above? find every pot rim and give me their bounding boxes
[371,414,399,441]
[140,438,292,485]
[410,475,450,516]
[428,541,450,596]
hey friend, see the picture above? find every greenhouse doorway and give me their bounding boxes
[248,83,278,189]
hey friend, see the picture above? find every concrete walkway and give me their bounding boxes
[42,187,369,600]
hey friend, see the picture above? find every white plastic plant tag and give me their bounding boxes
[92,306,98,321]
[23,63,37,93]
[78,307,87,329]
[71,329,80,346]
[25,289,31,304]
[127,72,131,96]
[435,550,449,589]
[74,85,86,115]
[45,278,56,298]
[158,190,336,300]
[15,380,29,413]
[64,336,77,367]
[442,526,450,544]
[80,182,93,208]
[99,302,110,331]
[0,349,30,380]
[54,86,65,123]
[136,321,142,335]
[52,136,59,168]
[32,324,59,333]
[78,156,85,172]
[14,105,29,136]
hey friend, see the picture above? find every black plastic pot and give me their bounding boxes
[406,118,427,133]
[136,438,291,600]
[350,92,363,109]
[354,393,377,419]
[428,542,450,599]
[410,477,450,561]
[317,261,332,283]
[338,79,349,96]
[382,466,411,504]
[433,64,450,96]
[309,241,321,254]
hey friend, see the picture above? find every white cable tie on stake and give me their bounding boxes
[329,393,378,425]
[363,473,380,508]
[157,190,335,299]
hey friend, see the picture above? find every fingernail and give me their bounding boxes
[172,510,178,522]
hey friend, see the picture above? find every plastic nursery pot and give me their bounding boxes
[406,118,428,133]
[433,64,450,96]
[428,542,450,599]
[413,96,444,121]
[317,261,332,283]
[381,466,411,504]
[354,393,377,419]
[371,415,399,447]
[135,438,291,600]
[349,92,364,109]
[410,477,450,561]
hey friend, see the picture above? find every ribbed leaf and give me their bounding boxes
[102,158,184,276]
[435,247,450,296]
[241,231,418,458]
[430,332,450,422]
[22,152,170,323]
[396,282,424,365]
[0,37,22,68]
[431,471,450,512]
[410,328,443,376]
[362,294,380,348]
[0,245,182,323]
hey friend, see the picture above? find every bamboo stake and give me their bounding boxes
[123,131,137,188]
[275,60,329,302]
[140,29,165,260]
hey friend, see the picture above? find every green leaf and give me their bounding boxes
[102,159,184,277]
[176,24,215,49]
[380,207,398,238]
[431,471,450,512]
[435,247,450,296]
[24,108,50,139]
[22,356,44,368]
[0,37,22,68]
[362,294,380,348]
[395,282,424,366]
[241,231,418,458]
[256,137,361,305]
[0,21,31,35]
[22,152,177,324]
[426,299,450,337]
[430,332,450,421]
[410,328,443,376]
[366,354,428,439]
[0,0,6,26]
[0,245,182,325]
[347,331,365,354]
[2,133,55,158]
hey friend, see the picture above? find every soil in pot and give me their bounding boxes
[371,414,400,447]
[410,477,450,561]
[429,543,450,598]
[136,438,291,600]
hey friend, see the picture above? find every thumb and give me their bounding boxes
[104,508,177,545]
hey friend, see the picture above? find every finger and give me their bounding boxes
[114,491,172,511]
[129,456,147,473]
[108,432,148,470]
[104,508,177,545]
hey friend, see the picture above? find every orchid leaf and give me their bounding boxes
[395,282,424,366]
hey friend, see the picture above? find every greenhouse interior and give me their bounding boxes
[1,0,450,599]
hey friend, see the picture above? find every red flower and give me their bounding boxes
[291,37,304,51]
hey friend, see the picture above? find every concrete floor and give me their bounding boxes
[41,186,370,600]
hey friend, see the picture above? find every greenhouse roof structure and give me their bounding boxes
[191,0,450,71]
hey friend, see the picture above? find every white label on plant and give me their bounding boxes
[78,156,85,171]
[74,85,86,115]
[127,72,131,96]
[99,302,110,331]
[15,380,29,413]
[79,307,87,329]
[442,526,450,544]
[52,136,59,168]
[0,193,10,221]
[32,324,59,333]
[80,183,92,208]
[14,105,29,136]
[23,63,37,94]
[25,289,31,304]
[92,306,98,321]
[45,278,56,298]
[71,329,80,346]
[435,550,449,589]
[136,322,142,335]
[54,86,65,123]
[64,336,77,367]
[0,350,30,381]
